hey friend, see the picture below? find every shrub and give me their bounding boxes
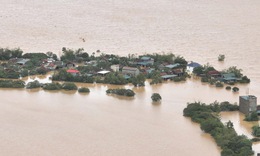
[239,76,250,83]
[61,82,78,90]
[215,82,224,88]
[232,87,239,92]
[201,77,209,82]
[225,86,231,90]
[173,76,186,82]
[251,138,260,142]
[26,80,41,89]
[151,93,162,102]
[218,54,225,61]
[78,87,90,93]
[252,126,260,137]
[244,111,259,121]
[0,80,25,88]
[106,88,135,97]
[43,83,61,90]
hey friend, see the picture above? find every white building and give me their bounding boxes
[111,64,120,72]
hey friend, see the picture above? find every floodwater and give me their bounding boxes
[0,0,260,155]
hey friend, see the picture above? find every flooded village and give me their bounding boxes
[1,0,260,155]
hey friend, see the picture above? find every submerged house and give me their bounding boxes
[172,68,184,76]
[122,66,140,77]
[137,56,154,66]
[221,73,239,82]
[16,58,30,66]
[186,62,201,73]
[239,95,257,115]
[161,74,177,80]
[207,70,221,78]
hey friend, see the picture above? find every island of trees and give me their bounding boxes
[183,101,254,156]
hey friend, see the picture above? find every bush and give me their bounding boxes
[245,111,259,121]
[232,87,239,92]
[106,88,135,97]
[43,83,61,90]
[26,80,41,89]
[173,76,186,82]
[218,54,225,61]
[239,76,250,83]
[225,86,231,90]
[201,77,209,82]
[252,126,260,137]
[78,87,90,93]
[151,93,162,102]
[215,82,224,88]
[251,138,260,142]
[0,80,25,88]
[61,82,78,90]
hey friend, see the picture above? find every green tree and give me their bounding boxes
[252,126,260,137]
[232,87,239,92]
[226,120,234,129]
[224,66,243,78]
[26,80,41,89]
[132,73,146,87]
[151,93,162,102]
[245,111,259,121]
[62,82,78,90]
[78,87,90,93]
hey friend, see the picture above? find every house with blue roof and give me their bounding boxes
[137,56,154,66]
[221,73,241,82]
[186,62,201,73]
[165,63,180,69]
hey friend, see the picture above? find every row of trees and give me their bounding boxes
[0,48,23,60]
[0,80,25,88]
[26,81,91,93]
[183,102,253,156]
[106,88,135,97]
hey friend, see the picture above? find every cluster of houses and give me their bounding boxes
[60,56,188,80]
[186,61,242,83]
[1,54,244,85]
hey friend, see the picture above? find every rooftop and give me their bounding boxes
[240,95,257,100]
[97,70,111,75]
[187,62,201,68]
[165,63,180,69]
[122,66,139,71]
[67,69,80,73]
[161,74,177,79]
[140,56,152,61]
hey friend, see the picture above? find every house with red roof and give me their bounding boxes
[207,70,221,78]
[67,69,80,76]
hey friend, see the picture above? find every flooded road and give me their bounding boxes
[0,0,260,155]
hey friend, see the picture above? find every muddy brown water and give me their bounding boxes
[0,0,260,155]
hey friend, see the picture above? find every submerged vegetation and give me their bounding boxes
[183,101,254,156]
[78,87,90,93]
[0,79,25,88]
[151,93,162,102]
[106,88,135,97]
